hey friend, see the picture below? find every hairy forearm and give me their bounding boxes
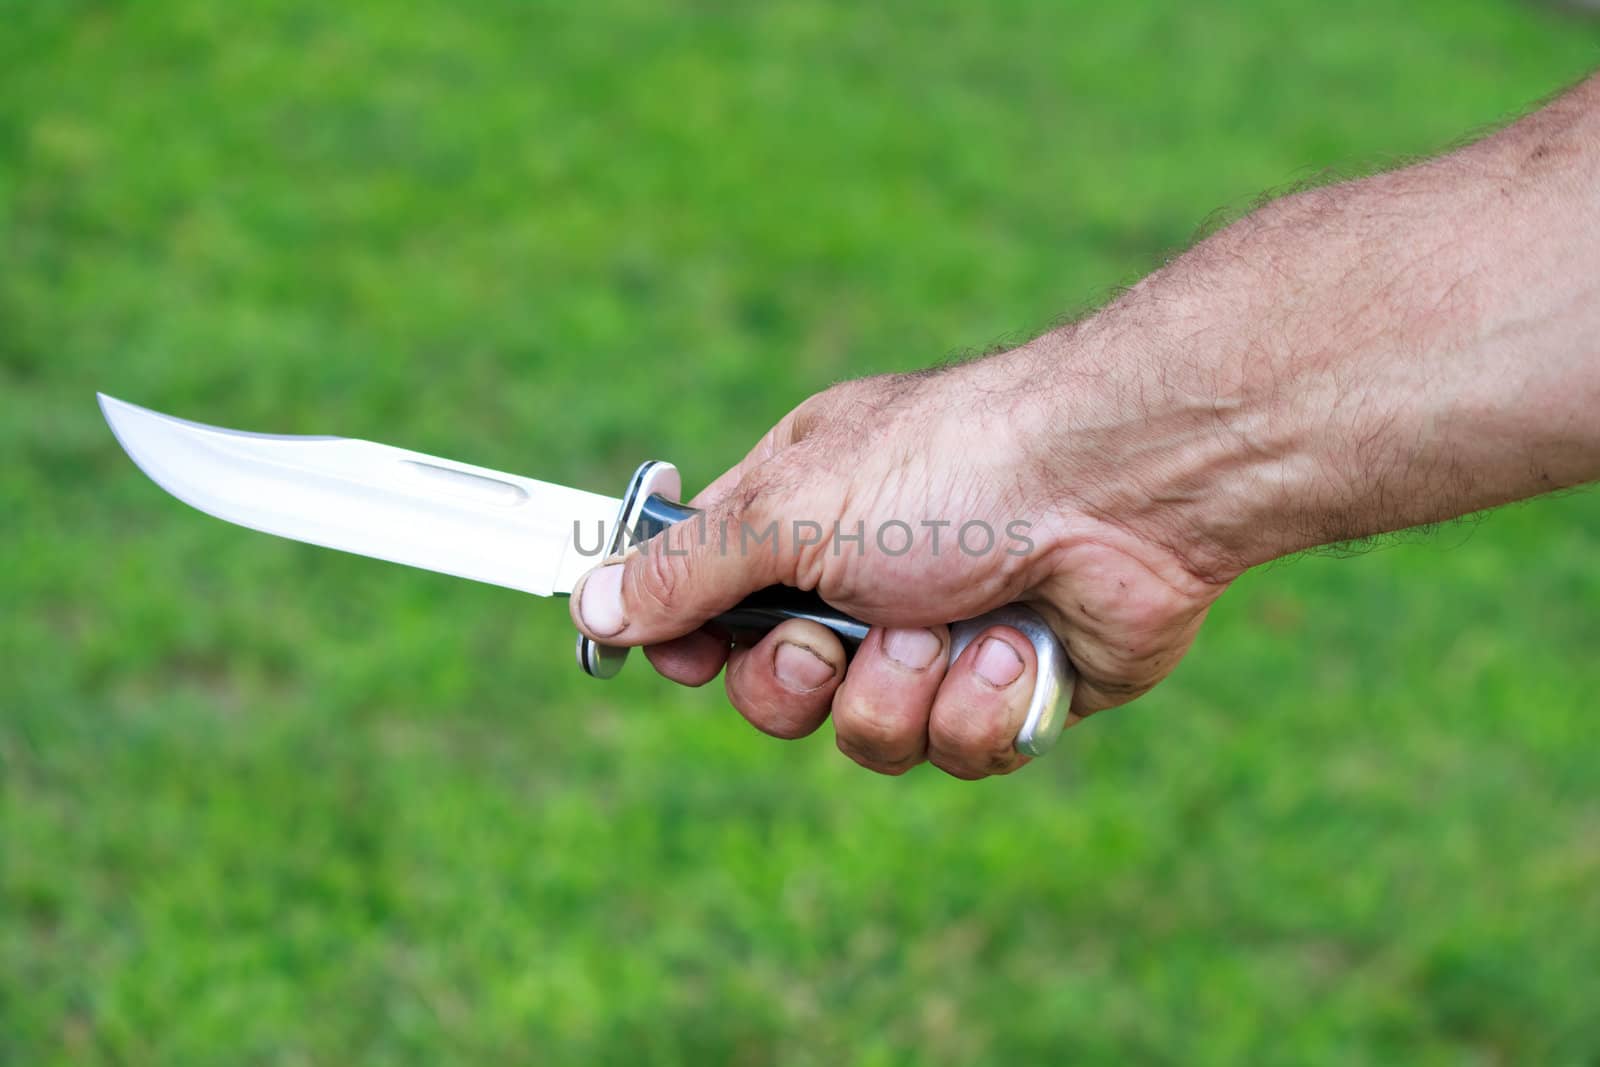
[1011,74,1600,581]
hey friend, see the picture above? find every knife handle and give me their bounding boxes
[578,462,1077,757]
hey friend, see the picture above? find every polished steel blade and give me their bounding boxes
[98,394,618,596]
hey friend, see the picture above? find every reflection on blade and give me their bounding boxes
[97,394,618,596]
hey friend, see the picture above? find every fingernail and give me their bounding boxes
[577,564,627,637]
[775,641,836,692]
[974,638,1024,688]
[883,627,942,671]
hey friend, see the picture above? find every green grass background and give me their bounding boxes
[4,2,1600,1063]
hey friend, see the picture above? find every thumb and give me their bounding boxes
[569,488,790,647]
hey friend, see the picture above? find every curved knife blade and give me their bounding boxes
[97,394,618,596]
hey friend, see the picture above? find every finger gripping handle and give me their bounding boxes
[576,464,1076,757]
[949,605,1074,756]
[707,584,1073,757]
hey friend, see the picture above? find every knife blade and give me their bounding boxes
[98,393,617,597]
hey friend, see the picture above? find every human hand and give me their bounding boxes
[569,352,1226,779]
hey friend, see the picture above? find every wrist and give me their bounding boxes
[986,259,1293,583]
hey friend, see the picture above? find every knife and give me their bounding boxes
[97,394,1076,755]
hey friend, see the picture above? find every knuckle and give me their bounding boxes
[836,737,918,777]
[760,713,820,741]
[981,750,1024,776]
[731,471,779,526]
[925,714,964,759]
[633,540,688,615]
[991,754,1031,777]
[789,379,862,435]
[928,751,985,781]
[835,693,921,751]
[980,704,1022,754]
[727,656,826,741]
[931,698,1018,768]
[867,759,918,778]
[735,692,819,741]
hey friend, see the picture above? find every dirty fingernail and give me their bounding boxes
[883,627,942,671]
[775,641,835,692]
[974,638,1024,688]
[578,564,627,637]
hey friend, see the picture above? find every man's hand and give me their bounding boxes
[569,365,1223,779]
[573,73,1600,778]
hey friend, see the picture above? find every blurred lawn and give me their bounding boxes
[4,2,1600,1063]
